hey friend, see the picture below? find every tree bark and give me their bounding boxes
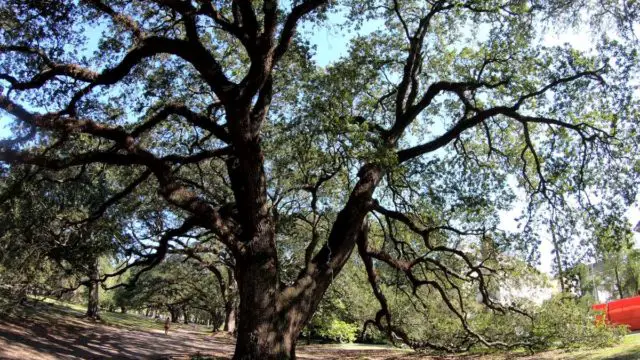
[182,305,189,324]
[550,225,565,292]
[169,306,180,323]
[232,269,306,360]
[224,300,237,333]
[614,265,625,299]
[232,224,293,360]
[210,310,223,331]
[86,258,100,320]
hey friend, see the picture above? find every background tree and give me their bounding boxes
[169,232,239,332]
[565,217,640,301]
[0,165,131,319]
[1,1,639,359]
[111,255,224,325]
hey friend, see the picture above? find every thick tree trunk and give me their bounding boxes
[86,282,99,319]
[86,259,100,320]
[233,278,304,359]
[232,240,358,360]
[210,310,223,331]
[232,230,294,360]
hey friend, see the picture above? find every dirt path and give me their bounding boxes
[0,309,407,360]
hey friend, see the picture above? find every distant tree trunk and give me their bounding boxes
[209,264,238,333]
[182,305,189,324]
[224,300,236,333]
[550,226,565,292]
[614,265,625,299]
[120,306,127,314]
[628,270,639,295]
[86,258,100,320]
[168,306,180,323]
[210,310,223,331]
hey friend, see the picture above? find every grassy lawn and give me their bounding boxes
[452,334,640,360]
[547,333,640,360]
[24,296,211,334]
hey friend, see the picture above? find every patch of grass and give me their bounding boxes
[31,296,87,312]
[99,310,166,332]
[97,308,211,334]
[560,332,640,360]
[8,296,86,322]
[471,334,640,360]
[22,296,211,334]
[190,355,226,360]
[99,311,212,335]
[311,343,408,351]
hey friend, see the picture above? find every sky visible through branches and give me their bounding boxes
[0,8,638,274]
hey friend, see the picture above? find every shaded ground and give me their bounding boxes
[0,305,230,359]
[1,302,639,360]
[0,303,404,360]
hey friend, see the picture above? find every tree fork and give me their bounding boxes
[232,165,381,359]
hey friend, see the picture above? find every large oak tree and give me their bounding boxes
[1,0,639,358]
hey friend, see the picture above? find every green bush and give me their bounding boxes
[529,293,628,350]
[314,319,360,343]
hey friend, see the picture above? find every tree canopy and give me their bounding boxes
[1,1,639,359]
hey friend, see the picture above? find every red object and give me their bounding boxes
[592,295,640,330]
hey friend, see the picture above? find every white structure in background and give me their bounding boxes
[586,260,612,303]
[490,273,561,306]
[473,253,561,306]
[484,219,640,306]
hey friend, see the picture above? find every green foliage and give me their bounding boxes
[313,318,360,344]
[529,294,628,351]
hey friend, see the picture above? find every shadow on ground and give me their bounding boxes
[0,302,405,360]
[0,303,233,360]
